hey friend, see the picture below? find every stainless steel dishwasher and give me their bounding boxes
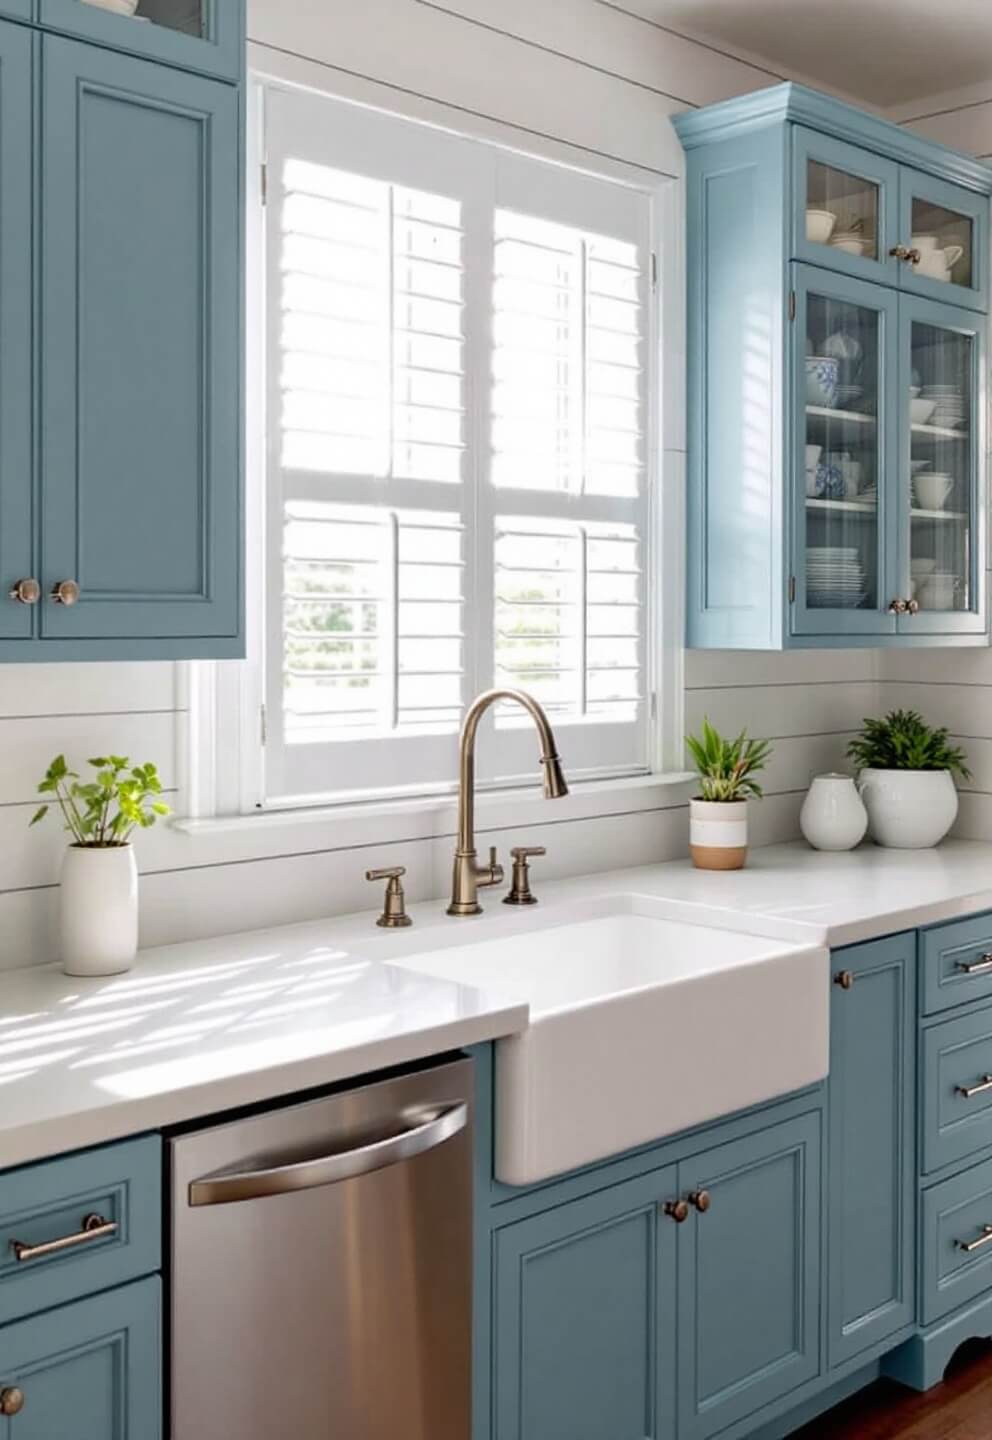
[169,1057,473,1440]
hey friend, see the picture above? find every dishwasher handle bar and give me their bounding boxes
[187,1100,468,1207]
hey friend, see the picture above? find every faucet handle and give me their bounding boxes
[366,866,412,929]
[504,846,547,906]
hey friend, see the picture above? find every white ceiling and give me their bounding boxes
[613,0,992,109]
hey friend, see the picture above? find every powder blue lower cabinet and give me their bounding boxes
[828,933,916,1366]
[0,1279,161,1438]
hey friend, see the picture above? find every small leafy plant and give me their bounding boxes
[30,755,171,846]
[686,719,772,803]
[847,710,970,780]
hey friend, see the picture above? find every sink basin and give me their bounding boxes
[392,900,829,1184]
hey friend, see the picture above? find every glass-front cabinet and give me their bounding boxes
[37,0,243,78]
[676,82,992,649]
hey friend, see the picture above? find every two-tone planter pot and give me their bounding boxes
[689,799,749,871]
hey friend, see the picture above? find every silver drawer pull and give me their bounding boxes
[956,1075,992,1099]
[956,954,992,976]
[189,1100,468,1207]
[11,1212,118,1263]
[958,1224,992,1254]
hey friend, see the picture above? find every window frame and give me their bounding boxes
[182,70,685,826]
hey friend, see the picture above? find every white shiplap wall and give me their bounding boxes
[0,0,879,970]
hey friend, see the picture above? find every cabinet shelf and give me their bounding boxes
[807,498,968,521]
[911,423,970,442]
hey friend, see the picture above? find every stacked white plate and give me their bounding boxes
[921,385,967,429]
[807,546,867,609]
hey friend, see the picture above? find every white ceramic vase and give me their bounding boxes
[60,844,138,977]
[689,798,748,871]
[857,769,959,850]
[799,773,868,852]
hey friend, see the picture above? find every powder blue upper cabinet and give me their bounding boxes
[675,83,992,650]
[38,36,242,655]
[828,934,916,1369]
[0,1,31,19]
[492,1168,679,1440]
[677,1112,821,1440]
[37,0,243,80]
[0,21,33,640]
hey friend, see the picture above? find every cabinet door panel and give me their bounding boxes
[38,0,242,81]
[0,20,33,640]
[0,1279,161,1439]
[0,3,31,21]
[677,1113,821,1440]
[493,1168,678,1440]
[829,933,916,1368]
[793,127,902,286]
[40,37,241,645]
[899,170,988,312]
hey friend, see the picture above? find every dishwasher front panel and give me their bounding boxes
[169,1057,473,1440]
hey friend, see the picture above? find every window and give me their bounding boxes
[260,88,655,806]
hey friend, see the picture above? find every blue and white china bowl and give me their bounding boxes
[806,356,840,409]
[814,460,845,500]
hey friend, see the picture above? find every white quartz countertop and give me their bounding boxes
[4,837,992,1170]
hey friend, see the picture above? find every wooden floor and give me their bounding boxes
[791,1341,992,1438]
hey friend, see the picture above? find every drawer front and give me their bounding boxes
[0,1136,160,1326]
[923,1008,992,1174]
[921,913,992,1015]
[923,1155,992,1324]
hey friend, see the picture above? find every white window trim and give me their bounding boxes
[179,60,686,836]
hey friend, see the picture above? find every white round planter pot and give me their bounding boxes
[858,769,959,850]
[800,773,868,852]
[60,844,138,977]
[689,798,748,871]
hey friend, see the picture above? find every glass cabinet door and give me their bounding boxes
[898,174,988,312]
[898,296,986,635]
[794,129,901,286]
[38,0,243,79]
[792,267,899,637]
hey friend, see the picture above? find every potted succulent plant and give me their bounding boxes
[847,710,970,849]
[30,754,170,976]
[686,720,772,870]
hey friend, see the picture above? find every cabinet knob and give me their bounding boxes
[889,244,911,261]
[50,579,80,606]
[8,578,40,605]
[0,1387,25,1417]
[888,598,908,615]
[663,1198,689,1224]
[906,598,920,615]
[689,1189,712,1213]
[834,970,855,990]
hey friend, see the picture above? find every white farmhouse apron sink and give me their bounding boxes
[391,899,829,1185]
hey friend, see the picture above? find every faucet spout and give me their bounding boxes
[448,689,569,917]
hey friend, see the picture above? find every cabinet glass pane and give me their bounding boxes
[911,198,973,291]
[910,323,972,613]
[807,161,879,262]
[805,294,880,613]
[78,0,204,39]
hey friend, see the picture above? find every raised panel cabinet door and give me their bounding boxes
[37,0,243,81]
[0,1278,161,1439]
[828,933,916,1368]
[0,20,34,640]
[677,1111,822,1440]
[492,1167,678,1440]
[40,38,242,652]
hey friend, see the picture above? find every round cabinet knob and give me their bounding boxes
[0,1386,25,1417]
[50,579,80,606]
[834,970,855,990]
[689,1189,712,1214]
[663,1198,690,1224]
[906,599,921,615]
[888,598,908,615]
[8,578,40,605]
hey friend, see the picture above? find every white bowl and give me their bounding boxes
[911,557,937,577]
[917,576,959,611]
[910,398,937,425]
[81,0,140,12]
[830,236,869,256]
[914,473,954,510]
[806,209,837,244]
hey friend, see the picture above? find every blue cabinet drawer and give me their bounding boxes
[922,1155,992,1324]
[0,1136,160,1326]
[922,1007,992,1174]
[0,1277,161,1438]
[921,913,992,1015]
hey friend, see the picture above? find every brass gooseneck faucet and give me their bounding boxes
[447,689,569,917]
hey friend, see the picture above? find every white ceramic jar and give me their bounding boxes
[799,773,868,851]
[60,845,139,977]
[857,769,959,849]
[689,798,748,870]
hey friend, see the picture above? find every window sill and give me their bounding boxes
[170,771,696,867]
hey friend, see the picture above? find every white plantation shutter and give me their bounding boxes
[263,91,653,804]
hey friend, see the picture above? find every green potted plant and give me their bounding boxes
[847,710,970,849]
[685,720,772,870]
[30,754,170,976]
